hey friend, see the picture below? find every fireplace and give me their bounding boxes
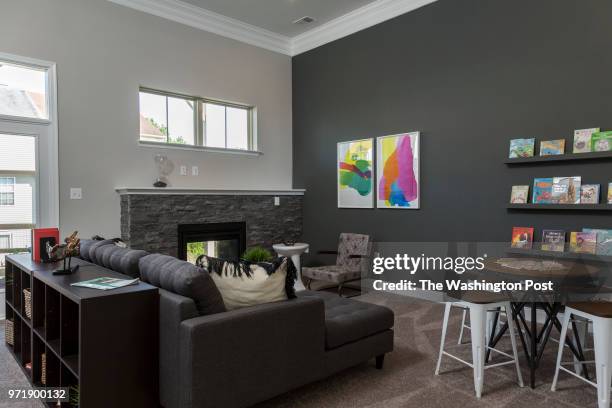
[178,222,247,263]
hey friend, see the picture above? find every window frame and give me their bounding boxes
[138,87,258,154]
[0,177,16,206]
[0,234,12,249]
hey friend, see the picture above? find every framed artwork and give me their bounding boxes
[337,138,374,208]
[376,132,420,209]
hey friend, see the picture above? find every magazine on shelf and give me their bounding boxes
[71,277,140,290]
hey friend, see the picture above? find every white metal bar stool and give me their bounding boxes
[552,302,612,408]
[435,294,524,399]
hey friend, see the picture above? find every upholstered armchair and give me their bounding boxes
[302,233,371,296]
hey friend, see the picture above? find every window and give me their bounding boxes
[0,177,15,206]
[0,235,10,249]
[0,60,48,119]
[139,88,254,151]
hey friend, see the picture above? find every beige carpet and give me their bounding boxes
[0,293,601,407]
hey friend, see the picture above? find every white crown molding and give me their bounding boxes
[106,0,438,56]
[106,0,292,55]
[291,0,438,55]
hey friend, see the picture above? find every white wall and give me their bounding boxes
[0,0,293,238]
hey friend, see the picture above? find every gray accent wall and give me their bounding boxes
[292,0,612,253]
[0,0,292,238]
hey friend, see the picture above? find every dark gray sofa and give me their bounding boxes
[79,240,394,408]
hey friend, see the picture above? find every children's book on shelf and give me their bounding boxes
[552,176,581,204]
[510,185,530,204]
[582,228,612,256]
[573,128,599,153]
[539,139,565,156]
[569,232,598,254]
[532,178,553,204]
[541,230,566,252]
[580,184,600,204]
[509,138,535,158]
[591,131,612,152]
[609,183,612,204]
[511,227,534,249]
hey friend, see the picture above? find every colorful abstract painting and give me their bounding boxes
[376,132,420,209]
[337,138,374,208]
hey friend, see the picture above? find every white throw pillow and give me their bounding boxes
[203,257,290,310]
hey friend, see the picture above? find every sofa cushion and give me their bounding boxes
[81,239,115,264]
[96,245,148,278]
[139,254,226,315]
[199,256,296,311]
[298,291,394,349]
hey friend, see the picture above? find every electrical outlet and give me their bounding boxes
[70,188,82,200]
[192,166,199,176]
[274,196,280,206]
[180,165,187,176]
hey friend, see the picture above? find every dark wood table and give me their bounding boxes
[480,257,605,389]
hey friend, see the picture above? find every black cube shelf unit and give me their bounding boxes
[4,254,159,408]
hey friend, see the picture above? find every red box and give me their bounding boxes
[32,228,60,263]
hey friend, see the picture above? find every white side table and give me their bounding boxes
[273,243,309,291]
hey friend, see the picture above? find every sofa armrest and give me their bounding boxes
[178,296,326,408]
[158,289,199,408]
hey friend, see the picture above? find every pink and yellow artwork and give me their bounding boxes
[337,138,374,208]
[376,132,420,209]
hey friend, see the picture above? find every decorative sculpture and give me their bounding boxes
[47,231,81,275]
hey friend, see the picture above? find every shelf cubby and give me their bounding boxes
[32,276,46,333]
[60,295,79,371]
[45,285,60,347]
[21,317,32,378]
[5,261,14,306]
[32,333,45,385]
[21,268,31,324]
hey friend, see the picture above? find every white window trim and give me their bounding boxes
[138,87,260,154]
[0,52,59,228]
[0,177,16,206]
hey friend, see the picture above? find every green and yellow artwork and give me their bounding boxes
[337,138,374,208]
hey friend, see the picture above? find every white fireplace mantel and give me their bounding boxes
[115,187,306,196]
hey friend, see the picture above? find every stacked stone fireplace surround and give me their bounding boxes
[119,192,303,258]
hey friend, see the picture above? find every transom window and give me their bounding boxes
[139,88,254,151]
[0,60,48,120]
[0,177,15,206]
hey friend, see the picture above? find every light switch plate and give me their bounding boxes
[180,165,187,176]
[70,188,82,200]
[192,166,199,176]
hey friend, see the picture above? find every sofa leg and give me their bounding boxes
[376,354,385,369]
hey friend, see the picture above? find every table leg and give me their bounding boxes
[530,303,537,389]
[291,254,305,291]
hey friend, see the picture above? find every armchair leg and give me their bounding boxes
[376,354,385,369]
[306,278,312,290]
[338,283,344,297]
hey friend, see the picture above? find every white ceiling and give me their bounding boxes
[107,0,438,55]
[181,0,377,37]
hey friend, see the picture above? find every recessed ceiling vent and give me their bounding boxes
[293,16,315,25]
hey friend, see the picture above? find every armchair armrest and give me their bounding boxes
[178,297,326,408]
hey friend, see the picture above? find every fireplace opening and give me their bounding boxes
[178,222,246,263]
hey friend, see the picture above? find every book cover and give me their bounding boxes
[591,131,612,152]
[541,230,566,252]
[570,232,597,254]
[580,184,600,204]
[32,228,60,263]
[609,183,612,204]
[511,227,534,249]
[509,138,535,158]
[583,228,612,255]
[539,139,565,156]
[510,185,530,204]
[573,128,599,153]
[552,176,581,204]
[532,178,554,204]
